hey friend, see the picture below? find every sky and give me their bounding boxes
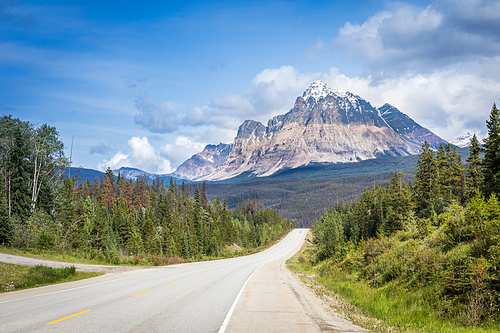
[2,0,500,174]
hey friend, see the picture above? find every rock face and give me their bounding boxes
[176,81,449,181]
[172,143,232,180]
[377,103,447,149]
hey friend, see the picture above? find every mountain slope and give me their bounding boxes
[377,103,447,149]
[173,143,232,180]
[202,81,429,180]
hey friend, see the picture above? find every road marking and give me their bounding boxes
[168,280,178,284]
[131,289,151,296]
[190,274,197,277]
[46,309,91,325]
[218,262,267,333]
[216,267,219,269]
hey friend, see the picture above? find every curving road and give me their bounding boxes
[0,229,308,332]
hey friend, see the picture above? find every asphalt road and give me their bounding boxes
[0,228,308,332]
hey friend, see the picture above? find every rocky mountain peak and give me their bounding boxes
[301,80,349,101]
[235,120,267,141]
[177,81,450,181]
[449,132,473,148]
[377,103,422,135]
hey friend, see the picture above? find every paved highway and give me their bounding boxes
[0,228,307,332]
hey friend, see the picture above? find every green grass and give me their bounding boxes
[287,234,499,333]
[0,262,102,293]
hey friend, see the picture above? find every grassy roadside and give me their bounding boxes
[0,229,293,267]
[286,231,499,333]
[0,262,103,293]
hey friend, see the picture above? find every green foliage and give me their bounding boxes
[465,134,483,202]
[312,210,344,261]
[414,140,437,215]
[309,107,500,328]
[0,262,101,293]
[0,192,12,245]
[482,103,500,197]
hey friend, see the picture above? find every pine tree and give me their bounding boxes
[465,134,483,202]
[482,103,500,197]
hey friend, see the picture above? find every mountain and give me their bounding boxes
[182,81,446,180]
[449,132,473,148]
[172,143,232,180]
[376,103,447,149]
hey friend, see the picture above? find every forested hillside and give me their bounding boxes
[309,104,500,330]
[0,116,294,265]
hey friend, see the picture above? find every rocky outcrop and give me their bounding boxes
[175,81,449,181]
[202,81,425,181]
[377,103,447,149]
[172,143,232,180]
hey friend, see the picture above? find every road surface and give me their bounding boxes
[0,229,309,332]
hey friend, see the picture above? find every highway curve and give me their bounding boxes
[0,229,307,332]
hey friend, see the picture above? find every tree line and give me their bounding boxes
[311,103,500,325]
[0,115,294,264]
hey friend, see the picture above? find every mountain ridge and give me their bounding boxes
[179,81,448,181]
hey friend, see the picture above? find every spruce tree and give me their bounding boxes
[482,103,500,197]
[414,141,437,216]
[0,192,12,245]
[465,134,483,202]
[442,143,464,204]
[384,171,412,235]
[10,127,32,221]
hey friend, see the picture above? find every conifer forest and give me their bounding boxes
[0,115,294,264]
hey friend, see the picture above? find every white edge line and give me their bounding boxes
[217,262,268,333]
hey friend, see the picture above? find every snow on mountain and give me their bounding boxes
[175,81,449,181]
[449,132,473,148]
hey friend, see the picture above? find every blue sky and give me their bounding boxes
[2,0,500,174]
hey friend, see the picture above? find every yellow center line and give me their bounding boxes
[204,270,209,272]
[168,280,179,284]
[131,289,151,297]
[190,274,197,277]
[46,309,91,325]
[216,267,220,269]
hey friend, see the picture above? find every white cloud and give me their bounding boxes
[189,64,499,142]
[97,136,172,174]
[134,92,178,133]
[159,136,207,167]
[332,0,500,78]
[303,38,324,62]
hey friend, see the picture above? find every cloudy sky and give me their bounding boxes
[2,0,500,174]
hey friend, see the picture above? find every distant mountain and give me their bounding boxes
[63,167,105,181]
[377,103,447,149]
[177,81,447,181]
[449,132,473,148]
[173,143,232,180]
[63,166,182,183]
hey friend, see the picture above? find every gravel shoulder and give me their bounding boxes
[0,253,143,273]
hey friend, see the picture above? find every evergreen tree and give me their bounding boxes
[435,143,447,199]
[465,134,483,202]
[10,127,32,221]
[441,143,465,204]
[414,141,437,216]
[384,171,412,235]
[482,103,500,197]
[0,191,12,245]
